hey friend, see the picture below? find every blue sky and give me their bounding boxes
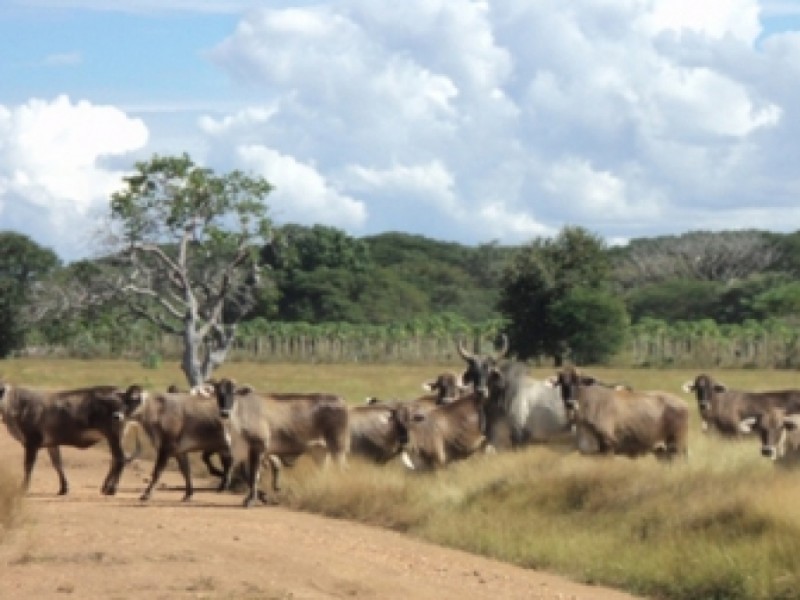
[2,0,800,261]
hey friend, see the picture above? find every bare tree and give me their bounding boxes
[614,230,782,288]
[99,153,275,386]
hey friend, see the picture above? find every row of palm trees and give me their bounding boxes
[26,314,800,369]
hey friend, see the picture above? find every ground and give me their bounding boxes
[0,435,645,600]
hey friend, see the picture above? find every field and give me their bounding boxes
[2,359,800,599]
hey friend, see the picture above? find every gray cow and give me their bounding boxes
[457,338,571,449]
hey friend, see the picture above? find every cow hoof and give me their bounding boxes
[242,497,256,508]
[102,486,117,496]
[181,495,193,502]
[58,487,69,496]
[139,493,150,502]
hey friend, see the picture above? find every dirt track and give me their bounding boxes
[0,435,645,600]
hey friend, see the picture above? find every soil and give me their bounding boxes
[0,434,645,600]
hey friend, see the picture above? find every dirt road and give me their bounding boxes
[0,436,644,600]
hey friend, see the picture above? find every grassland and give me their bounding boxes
[2,358,800,599]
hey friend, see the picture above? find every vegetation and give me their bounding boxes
[499,227,628,364]
[3,359,800,600]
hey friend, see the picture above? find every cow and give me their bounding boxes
[549,366,689,460]
[393,392,490,470]
[421,372,469,405]
[739,408,800,461]
[347,401,405,464]
[681,373,800,436]
[126,388,234,502]
[164,384,231,484]
[210,379,349,507]
[457,338,571,449]
[0,382,143,495]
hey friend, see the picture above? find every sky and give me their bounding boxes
[1,0,800,262]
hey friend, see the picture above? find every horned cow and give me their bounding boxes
[0,382,143,495]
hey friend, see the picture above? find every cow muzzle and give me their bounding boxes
[112,411,125,422]
[762,446,778,461]
[219,409,231,419]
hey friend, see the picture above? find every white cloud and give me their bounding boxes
[345,161,458,213]
[6,0,800,258]
[0,96,148,258]
[645,0,762,42]
[237,144,367,230]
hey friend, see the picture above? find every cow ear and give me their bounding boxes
[681,381,695,393]
[739,417,758,433]
[784,415,800,431]
[544,375,559,388]
[714,382,728,393]
[580,376,596,386]
[236,384,254,395]
[422,382,436,392]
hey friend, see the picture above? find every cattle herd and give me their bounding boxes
[1,338,799,507]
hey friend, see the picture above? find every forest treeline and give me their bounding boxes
[3,225,800,367]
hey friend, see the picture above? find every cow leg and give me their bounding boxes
[140,446,172,501]
[22,441,41,493]
[216,451,233,492]
[102,435,127,496]
[46,446,69,495]
[176,453,194,502]
[201,450,225,478]
[266,455,282,492]
[243,446,264,508]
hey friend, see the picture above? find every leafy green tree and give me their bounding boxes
[0,232,59,356]
[107,153,274,386]
[626,279,723,323]
[499,226,627,365]
[551,287,628,365]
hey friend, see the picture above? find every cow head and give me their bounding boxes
[682,374,726,416]
[210,379,253,419]
[422,372,468,405]
[739,410,800,460]
[547,367,596,420]
[210,378,236,419]
[115,385,146,421]
[457,335,509,400]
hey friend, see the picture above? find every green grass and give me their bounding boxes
[3,359,800,599]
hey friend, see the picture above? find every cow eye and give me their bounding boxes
[412,413,425,423]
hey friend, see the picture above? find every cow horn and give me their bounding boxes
[456,339,473,361]
[494,334,509,359]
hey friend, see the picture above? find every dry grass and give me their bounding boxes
[4,359,800,599]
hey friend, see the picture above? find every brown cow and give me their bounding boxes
[348,401,405,464]
[127,388,233,502]
[421,372,469,405]
[393,392,490,470]
[163,384,231,484]
[211,379,349,507]
[682,373,800,436]
[0,382,143,495]
[739,407,800,461]
[550,367,688,460]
